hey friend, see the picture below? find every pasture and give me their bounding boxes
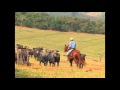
[15,26,105,78]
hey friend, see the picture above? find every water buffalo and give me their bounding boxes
[33,47,43,60]
[28,49,33,58]
[80,54,86,68]
[16,44,23,49]
[47,51,60,67]
[21,49,30,64]
[39,52,49,66]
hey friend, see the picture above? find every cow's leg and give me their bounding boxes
[49,63,51,66]
[52,63,55,67]
[44,62,45,66]
[57,62,59,66]
[54,63,55,67]
[22,55,25,64]
[45,61,47,66]
[25,56,27,64]
[39,61,41,66]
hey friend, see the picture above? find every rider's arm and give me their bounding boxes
[68,42,72,49]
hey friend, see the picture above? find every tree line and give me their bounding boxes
[15,12,105,34]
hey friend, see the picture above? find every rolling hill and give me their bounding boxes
[15,26,105,78]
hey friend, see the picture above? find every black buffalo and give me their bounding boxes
[28,49,33,58]
[21,49,29,64]
[16,44,23,49]
[47,51,60,67]
[39,52,49,66]
[33,47,43,60]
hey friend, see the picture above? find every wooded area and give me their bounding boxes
[15,12,105,34]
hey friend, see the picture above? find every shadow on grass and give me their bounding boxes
[15,69,43,78]
[15,69,30,78]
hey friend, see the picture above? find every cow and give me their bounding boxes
[28,49,33,58]
[21,49,30,64]
[81,54,86,61]
[39,52,49,66]
[16,44,23,49]
[47,51,60,67]
[33,47,43,60]
[80,54,86,68]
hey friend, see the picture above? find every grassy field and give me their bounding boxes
[15,26,105,78]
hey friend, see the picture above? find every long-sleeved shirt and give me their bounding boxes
[68,41,76,49]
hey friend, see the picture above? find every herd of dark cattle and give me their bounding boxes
[15,44,60,66]
[15,44,86,67]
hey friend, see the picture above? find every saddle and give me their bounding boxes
[68,50,75,59]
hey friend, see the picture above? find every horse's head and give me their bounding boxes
[64,44,69,52]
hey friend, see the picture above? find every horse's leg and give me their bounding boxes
[82,64,83,68]
[78,61,81,69]
[76,62,79,67]
[75,59,79,67]
[79,62,83,68]
[69,60,72,67]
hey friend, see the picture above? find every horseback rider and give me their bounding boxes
[66,38,76,61]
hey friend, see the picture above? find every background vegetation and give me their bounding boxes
[15,12,105,34]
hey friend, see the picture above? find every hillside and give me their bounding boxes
[15,26,105,58]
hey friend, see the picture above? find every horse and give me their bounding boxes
[64,44,85,68]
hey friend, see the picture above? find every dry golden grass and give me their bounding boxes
[15,53,105,78]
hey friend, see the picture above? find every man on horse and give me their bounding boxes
[66,38,76,61]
